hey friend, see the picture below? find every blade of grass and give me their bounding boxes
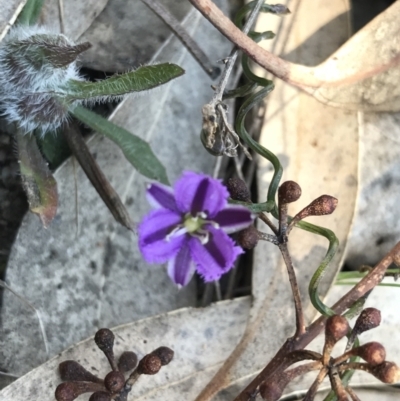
[17,0,45,25]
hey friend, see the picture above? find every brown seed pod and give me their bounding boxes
[138,354,162,375]
[278,181,302,205]
[355,342,386,366]
[104,371,125,393]
[237,225,259,249]
[353,308,381,335]
[297,195,338,219]
[369,361,400,384]
[118,351,138,373]
[151,346,174,366]
[94,329,115,353]
[55,382,105,401]
[226,177,251,202]
[89,391,112,401]
[58,360,103,384]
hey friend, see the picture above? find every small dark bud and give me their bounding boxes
[94,329,115,352]
[94,329,118,371]
[89,392,111,401]
[355,342,386,366]
[237,225,259,249]
[151,346,174,366]
[353,308,381,335]
[278,181,301,205]
[298,195,338,218]
[369,361,399,384]
[325,315,349,343]
[55,382,105,401]
[118,351,138,373]
[59,360,103,384]
[138,354,162,375]
[227,177,251,202]
[104,371,125,393]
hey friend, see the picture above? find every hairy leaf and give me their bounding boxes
[71,105,169,185]
[64,64,184,102]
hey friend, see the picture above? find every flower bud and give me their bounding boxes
[94,329,115,353]
[278,181,301,205]
[118,351,138,373]
[55,382,105,401]
[0,26,89,134]
[104,371,125,393]
[353,308,381,335]
[59,360,103,383]
[297,195,338,219]
[226,177,251,202]
[137,354,162,375]
[237,225,259,249]
[89,392,111,401]
[151,347,174,366]
[369,361,400,384]
[354,342,386,366]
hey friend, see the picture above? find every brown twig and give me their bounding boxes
[62,122,133,231]
[278,243,305,337]
[233,242,400,401]
[257,212,278,236]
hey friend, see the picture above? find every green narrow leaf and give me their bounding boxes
[16,131,58,227]
[17,0,45,25]
[70,105,169,185]
[63,63,184,101]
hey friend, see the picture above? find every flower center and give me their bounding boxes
[183,213,205,233]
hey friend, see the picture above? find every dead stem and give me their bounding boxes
[278,243,306,338]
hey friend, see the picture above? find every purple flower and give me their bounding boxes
[138,171,254,286]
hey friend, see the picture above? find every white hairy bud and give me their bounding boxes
[0,25,90,135]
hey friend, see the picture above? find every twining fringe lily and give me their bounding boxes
[138,172,254,286]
